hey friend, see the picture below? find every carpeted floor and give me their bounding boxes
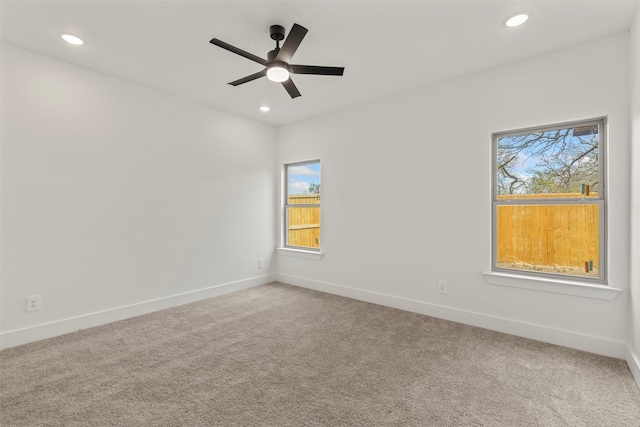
[1,282,639,426]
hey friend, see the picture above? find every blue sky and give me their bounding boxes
[288,162,320,195]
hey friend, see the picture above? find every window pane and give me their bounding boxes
[496,204,599,278]
[497,124,599,198]
[285,160,320,250]
[287,161,320,202]
[287,207,320,248]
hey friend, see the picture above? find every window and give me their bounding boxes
[492,118,606,283]
[284,160,321,251]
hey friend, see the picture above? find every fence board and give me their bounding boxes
[539,205,548,266]
[289,194,320,205]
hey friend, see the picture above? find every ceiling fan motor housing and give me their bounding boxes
[267,49,279,62]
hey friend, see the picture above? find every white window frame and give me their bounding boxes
[491,117,607,285]
[283,160,321,253]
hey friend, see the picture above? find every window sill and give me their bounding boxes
[277,248,323,260]
[482,272,621,300]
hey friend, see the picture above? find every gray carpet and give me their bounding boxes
[1,282,639,426]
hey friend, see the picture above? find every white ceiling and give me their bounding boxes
[1,0,638,126]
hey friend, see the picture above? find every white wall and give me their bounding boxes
[0,44,277,348]
[629,5,640,385]
[277,33,631,358]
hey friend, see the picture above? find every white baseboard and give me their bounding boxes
[0,274,276,350]
[627,345,640,389]
[277,273,627,360]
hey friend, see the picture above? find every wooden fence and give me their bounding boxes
[287,194,320,248]
[497,193,599,271]
[286,192,600,269]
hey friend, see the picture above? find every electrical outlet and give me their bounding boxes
[438,280,447,294]
[27,295,41,312]
[258,259,264,269]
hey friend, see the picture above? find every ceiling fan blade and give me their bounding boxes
[210,38,267,66]
[228,69,267,86]
[275,23,308,63]
[281,78,301,99]
[289,65,345,76]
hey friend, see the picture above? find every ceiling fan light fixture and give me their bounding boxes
[267,65,290,82]
[505,13,529,27]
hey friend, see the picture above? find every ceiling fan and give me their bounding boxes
[210,23,345,99]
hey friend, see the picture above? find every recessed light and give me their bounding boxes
[259,106,270,112]
[505,13,529,27]
[61,34,84,45]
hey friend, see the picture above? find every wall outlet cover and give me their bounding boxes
[27,295,42,312]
